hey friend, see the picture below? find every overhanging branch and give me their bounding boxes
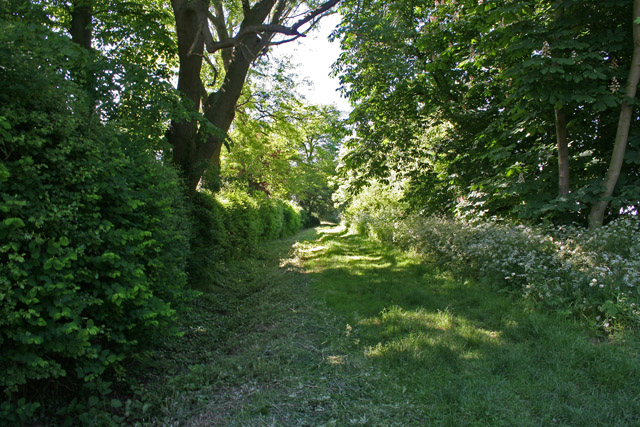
[203,0,342,53]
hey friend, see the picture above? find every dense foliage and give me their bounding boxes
[0,0,340,423]
[220,64,346,222]
[343,181,640,331]
[335,0,639,225]
[0,17,191,422]
[188,189,306,289]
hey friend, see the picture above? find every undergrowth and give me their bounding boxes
[342,180,640,332]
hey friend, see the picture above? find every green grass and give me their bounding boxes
[125,224,640,426]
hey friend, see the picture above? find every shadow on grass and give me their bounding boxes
[298,225,640,425]
[138,224,640,426]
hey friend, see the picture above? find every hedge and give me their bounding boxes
[0,20,191,422]
[187,189,306,288]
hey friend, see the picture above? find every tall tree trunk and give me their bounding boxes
[69,0,95,109]
[166,0,340,192]
[70,0,92,50]
[588,0,640,228]
[167,0,207,190]
[192,36,266,191]
[552,5,570,200]
[555,107,570,198]
[169,0,277,193]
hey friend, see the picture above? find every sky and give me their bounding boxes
[273,13,351,114]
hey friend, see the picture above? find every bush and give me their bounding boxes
[344,182,640,331]
[342,180,408,242]
[405,216,640,330]
[186,189,306,287]
[280,201,303,237]
[0,20,190,421]
[188,191,228,287]
[302,211,321,228]
[254,193,284,241]
[217,188,263,256]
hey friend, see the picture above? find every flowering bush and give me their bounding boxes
[344,185,640,331]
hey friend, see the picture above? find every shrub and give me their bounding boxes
[186,189,306,287]
[404,216,640,330]
[0,20,190,421]
[188,191,228,287]
[217,188,263,256]
[342,180,408,242]
[280,201,303,237]
[302,211,321,228]
[254,193,284,241]
[345,182,640,331]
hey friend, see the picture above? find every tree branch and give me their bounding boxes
[288,0,341,33]
[203,0,342,53]
[207,0,229,40]
[271,0,289,25]
[207,3,232,69]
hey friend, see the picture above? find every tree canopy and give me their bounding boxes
[334,0,640,226]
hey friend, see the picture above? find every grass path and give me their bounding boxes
[138,225,640,426]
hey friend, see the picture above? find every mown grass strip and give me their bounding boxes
[299,225,640,426]
[131,225,640,426]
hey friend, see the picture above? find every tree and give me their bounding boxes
[589,0,640,228]
[24,0,181,151]
[221,73,345,218]
[167,0,341,192]
[334,0,638,224]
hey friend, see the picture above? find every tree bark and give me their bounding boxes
[167,0,278,192]
[193,35,268,189]
[69,0,96,108]
[167,0,207,189]
[70,0,92,50]
[588,0,640,228]
[555,107,570,198]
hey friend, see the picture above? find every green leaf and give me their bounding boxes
[2,217,25,228]
[88,396,100,407]
[599,300,619,318]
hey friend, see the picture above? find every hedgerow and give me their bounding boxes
[0,20,190,422]
[187,189,306,288]
[344,181,640,331]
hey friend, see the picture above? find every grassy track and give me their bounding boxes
[135,225,640,426]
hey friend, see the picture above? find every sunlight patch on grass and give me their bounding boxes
[135,225,640,426]
[343,255,382,262]
[318,224,347,234]
[295,245,327,254]
[359,306,502,364]
[326,355,346,365]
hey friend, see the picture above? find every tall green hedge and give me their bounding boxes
[0,14,310,422]
[0,20,191,421]
[187,189,306,288]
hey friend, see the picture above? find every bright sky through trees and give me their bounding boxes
[275,13,351,113]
